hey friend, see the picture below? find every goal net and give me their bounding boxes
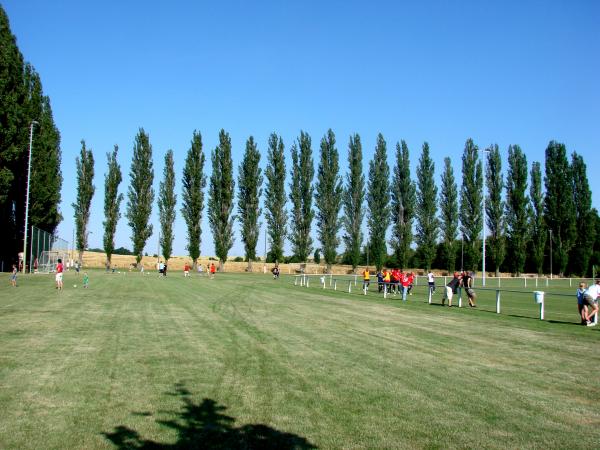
[30,226,69,273]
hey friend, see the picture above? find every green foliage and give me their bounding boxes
[314,248,321,264]
[459,139,483,272]
[543,141,576,276]
[181,131,206,268]
[505,145,529,275]
[289,131,314,262]
[158,150,176,262]
[341,134,365,271]
[0,9,61,265]
[485,144,506,276]
[103,145,123,267]
[315,129,343,272]
[440,157,459,272]
[569,152,595,276]
[237,136,263,270]
[208,129,235,270]
[126,128,154,265]
[415,142,438,270]
[529,161,545,275]
[264,133,287,264]
[367,133,390,271]
[390,140,415,269]
[72,140,95,265]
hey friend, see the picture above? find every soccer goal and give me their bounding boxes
[29,226,69,273]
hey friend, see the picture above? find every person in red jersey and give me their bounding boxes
[55,258,64,290]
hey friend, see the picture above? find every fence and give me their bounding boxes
[291,273,598,325]
[29,226,69,273]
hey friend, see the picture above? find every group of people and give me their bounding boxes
[443,271,477,307]
[362,268,416,301]
[576,280,599,326]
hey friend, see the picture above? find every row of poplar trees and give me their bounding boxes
[74,124,596,277]
[0,7,62,267]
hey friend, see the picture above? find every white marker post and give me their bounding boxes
[534,291,545,320]
[348,281,352,293]
[428,287,432,304]
[496,290,501,314]
[458,287,462,308]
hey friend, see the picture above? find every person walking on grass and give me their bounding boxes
[10,264,17,287]
[55,258,64,290]
[463,271,477,307]
[582,279,600,326]
[362,267,370,291]
[577,282,588,325]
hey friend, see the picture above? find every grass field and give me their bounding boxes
[1,270,599,449]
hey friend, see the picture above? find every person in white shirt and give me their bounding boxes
[582,279,600,326]
[427,271,435,294]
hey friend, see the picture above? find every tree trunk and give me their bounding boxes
[78,249,84,267]
[247,259,253,272]
[192,258,197,270]
[219,259,224,272]
[326,263,332,274]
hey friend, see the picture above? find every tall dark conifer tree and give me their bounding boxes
[289,131,314,262]
[208,129,235,271]
[342,134,365,271]
[315,129,343,273]
[367,134,390,270]
[181,131,206,269]
[440,157,459,272]
[459,139,483,272]
[158,150,176,262]
[544,141,575,276]
[237,136,263,271]
[390,140,415,269]
[415,142,438,270]
[529,161,546,275]
[73,140,95,266]
[264,133,287,264]
[126,128,154,265]
[103,145,123,269]
[485,144,505,276]
[570,152,595,276]
[505,145,529,275]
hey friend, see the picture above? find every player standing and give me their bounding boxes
[55,258,64,290]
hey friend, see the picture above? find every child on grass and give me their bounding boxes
[83,272,89,289]
[10,264,17,287]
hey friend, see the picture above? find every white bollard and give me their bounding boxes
[363,284,367,295]
[321,277,326,289]
[329,274,333,287]
[498,277,501,287]
[594,311,598,326]
[569,278,572,288]
[384,284,387,299]
[524,277,527,288]
[348,281,352,293]
[536,277,538,288]
[496,290,501,314]
[354,274,357,286]
[534,291,545,320]
[458,287,462,308]
[546,278,549,287]
[306,277,310,288]
[428,288,432,304]
[334,280,337,291]
[294,277,298,286]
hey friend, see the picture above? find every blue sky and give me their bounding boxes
[5,0,600,258]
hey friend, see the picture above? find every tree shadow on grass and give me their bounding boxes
[103,383,317,450]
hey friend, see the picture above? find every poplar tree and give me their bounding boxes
[126,128,154,265]
[570,152,595,276]
[485,144,505,276]
[181,131,206,269]
[342,134,365,271]
[289,131,314,262]
[415,142,438,270]
[208,129,235,271]
[390,140,415,269]
[544,141,575,276]
[73,140,95,266]
[158,149,176,262]
[440,157,459,272]
[315,129,343,273]
[367,133,390,270]
[103,145,123,269]
[529,161,546,275]
[237,136,263,271]
[504,145,529,275]
[460,139,483,272]
[264,133,287,263]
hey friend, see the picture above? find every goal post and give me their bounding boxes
[29,226,69,273]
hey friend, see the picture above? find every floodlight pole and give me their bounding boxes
[481,148,490,286]
[22,121,38,274]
